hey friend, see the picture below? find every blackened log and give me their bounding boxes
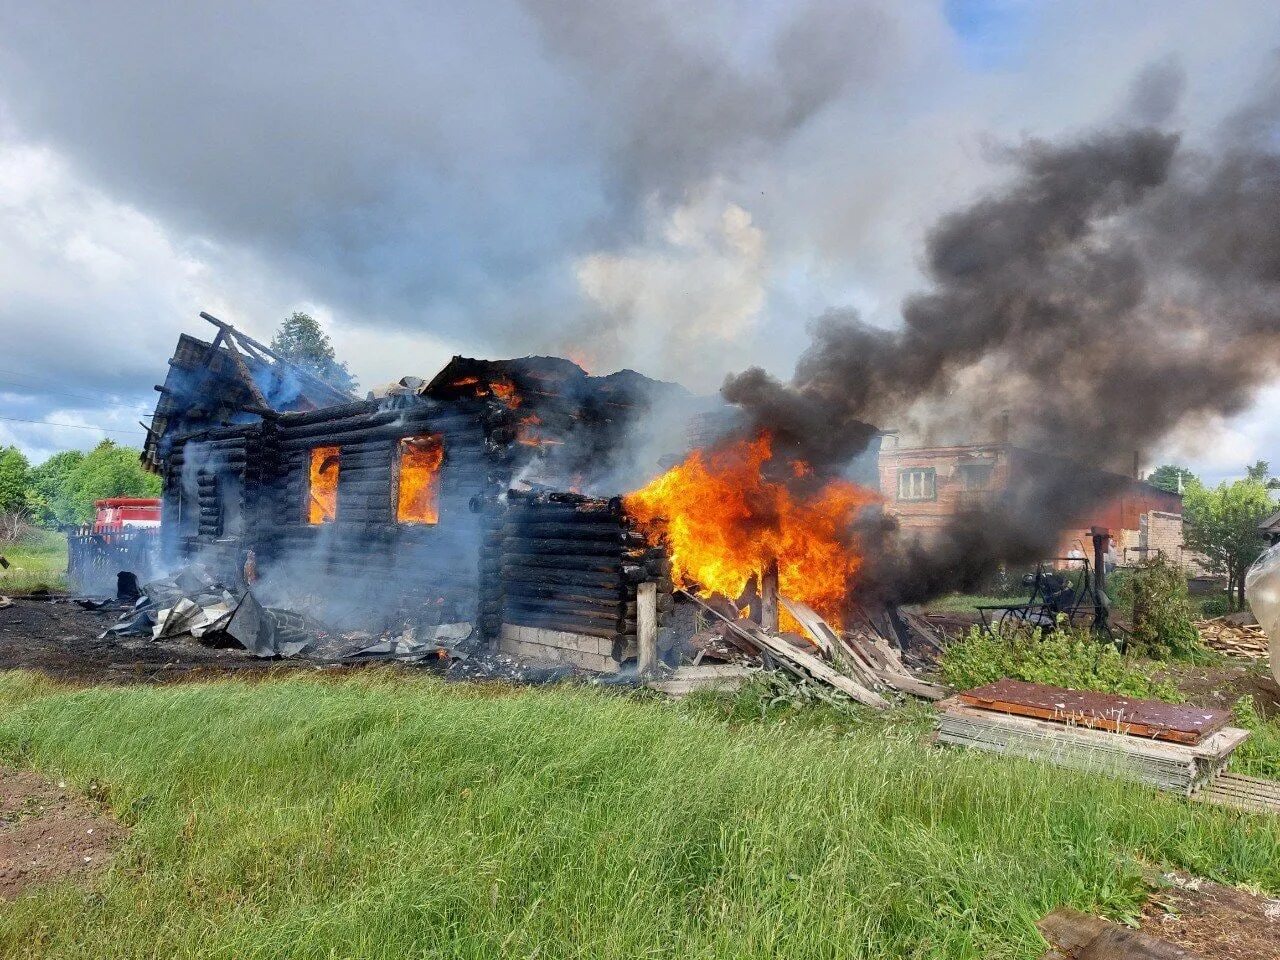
[504,581,624,604]
[500,566,625,590]
[499,554,619,574]
[501,611,624,641]
[279,413,486,446]
[506,503,620,522]
[502,523,624,542]
[505,597,631,620]
[503,537,624,557]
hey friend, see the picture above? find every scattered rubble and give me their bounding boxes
[672,589,945,706]
[84,563,484,667]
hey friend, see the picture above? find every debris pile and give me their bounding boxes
[673,589,946,706]
[91,565,480,664]
[1194,617,1270,660]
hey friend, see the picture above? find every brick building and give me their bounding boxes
[876,438,1186,565]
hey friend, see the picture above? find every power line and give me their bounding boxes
[0,371,154,414]
[0,414,143,436]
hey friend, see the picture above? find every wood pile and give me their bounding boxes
[935,699,1248,794]
[677,590,946,707]
[1193,618,1270,660]
[936,681,1250,795]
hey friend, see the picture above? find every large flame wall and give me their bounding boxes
[624,434,876,626]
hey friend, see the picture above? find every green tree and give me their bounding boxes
[0,446,31,514]
[36,441,162,526]
[1183,473,1275,607]
[1245,460,1280,490]
[269,312,358,395]
[25,449,86,525]
[1146,463,1200,495]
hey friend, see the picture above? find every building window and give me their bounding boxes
[308,446,340,524]
[958,462,994,491]
[898,467,936,502]
[396,434,444,524]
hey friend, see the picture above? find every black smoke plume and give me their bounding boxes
[723,68,1280,602]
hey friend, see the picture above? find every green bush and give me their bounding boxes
[1126,556,1203,659]
[1197,596,1230,618]
[940,622,1181,701]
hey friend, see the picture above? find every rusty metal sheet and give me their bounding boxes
[957,678,1228,744]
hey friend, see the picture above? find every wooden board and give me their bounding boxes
[958,679,1229,745]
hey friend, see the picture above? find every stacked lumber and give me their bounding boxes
[1194,617,1270,659]
[936,699,1248,794]
[677,590,944,707]
[936,681,1250,795]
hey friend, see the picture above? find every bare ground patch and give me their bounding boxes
[1140,872,1280,960]
[0,766,129,901]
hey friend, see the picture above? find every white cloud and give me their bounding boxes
[572,189,766,381]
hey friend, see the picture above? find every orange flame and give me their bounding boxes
[516,412,563,447]
[490,378,522,409]
[308,446,340,524]
[623,434,876,628]
[397,434,444,524]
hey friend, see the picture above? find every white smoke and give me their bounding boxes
[572,188,766,382]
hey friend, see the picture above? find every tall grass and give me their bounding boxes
[0,671,1275,959]
[0,529,67,594]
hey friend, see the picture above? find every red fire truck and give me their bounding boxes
[92,497,161,534]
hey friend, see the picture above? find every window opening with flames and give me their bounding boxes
[308,446,340,524]
[396,434,444,524]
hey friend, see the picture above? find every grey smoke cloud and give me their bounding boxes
[723,64,1280,599]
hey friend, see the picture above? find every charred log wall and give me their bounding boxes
[163,395,511,630]
[161,429,256,585]
[159,389,672,653]
[492,490,673,664]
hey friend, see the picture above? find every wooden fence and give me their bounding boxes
[66,527,161,595]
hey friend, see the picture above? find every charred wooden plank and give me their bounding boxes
[501,612,622,642]
[503,537,625,557]
[504,582,627,605]
[500,555,620,574]
[501,523,625,542]
[500,566,625,589]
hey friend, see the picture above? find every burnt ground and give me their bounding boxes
[1163,661,1280,718]
[1140,872,1280,960]
[0,596,321,685]
[0,766,129,901]
[0,596,582,686]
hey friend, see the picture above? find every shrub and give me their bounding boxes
[1127,556,1203,659]
[940,622,1181,701]
[1197,596,1230,618]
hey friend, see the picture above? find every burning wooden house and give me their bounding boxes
[147,316,944,697]
[149,317,686,672]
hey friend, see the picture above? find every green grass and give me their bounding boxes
[919,593,1009,614]
[0,529,67,595]
[0,672,1278,959]
[1231,695,1280,780]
